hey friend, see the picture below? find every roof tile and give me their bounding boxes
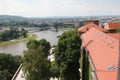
[81,27,119,80]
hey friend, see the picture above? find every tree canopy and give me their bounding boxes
[54,30,81,80]
[23,39,51,80]
[21,28,28,38]
[39,39,51,57]
[0,28,20,41]
[116,26,120,33]
[0,53,22,80]
[0,27,27,41]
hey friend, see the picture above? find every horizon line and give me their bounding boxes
[0,14,120,18]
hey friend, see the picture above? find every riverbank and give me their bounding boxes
[59,28,75,31]
[0,34,37,46]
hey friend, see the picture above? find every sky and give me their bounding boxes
[0,0,120,17]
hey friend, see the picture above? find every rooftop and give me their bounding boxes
[78,23,105,33]
[108,33,120,39]
[104,22,120,30]
[79,23,120,80]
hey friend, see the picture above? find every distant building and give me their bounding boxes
[83,20,99,25]
[63,21,79,27]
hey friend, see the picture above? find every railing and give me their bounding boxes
[11,64,23,80]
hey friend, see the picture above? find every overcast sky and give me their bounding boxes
[0,0,120,17]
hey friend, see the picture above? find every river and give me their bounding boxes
[0,30,64,55]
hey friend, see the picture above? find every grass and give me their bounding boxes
[81,51,93,80]
[0,34,37,46]
[89,62,93,80]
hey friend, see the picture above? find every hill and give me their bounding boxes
[0,15,28,21]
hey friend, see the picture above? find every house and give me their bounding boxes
[78,23,120,80]
[78,23,105,35]
[104,22,120,33]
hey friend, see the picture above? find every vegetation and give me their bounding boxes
[0,34,36,46]
[22,28,82,80]
[0,21,49,28]
[116,26,120,33]
[33,23,49,28]
[54,30,81,80]
[82,50,93,80]
[59,27,74,31]
[0,53,22,80]
[53,22,63,29]
[21,28,28,38]
[0,27,27,41]
[39,39,51,57]
[79,21,84,26]
[50,61,59,79]
[23,39,51,80]
[0,28,20,41]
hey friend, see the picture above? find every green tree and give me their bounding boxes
[0,53,22,80]
[55,30,81,80]
[21,28,27,38]
[39,39,51,57]
[53,22,63,31]
[0,27,20,41]
[79,21,84,26]
[40,23,49,28]
[50,61,59,79]
[0,69,10,80]
[116,26,120,33]
[23,39,51,80]
[27,39,40,49]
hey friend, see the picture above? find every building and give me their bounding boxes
[83,20,99,26]
[78,22,120,80]
[78,23,105,35]
[104,22,120,33]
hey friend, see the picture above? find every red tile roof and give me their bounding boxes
[78,23,105,33]
[96,70,118,80]
[108,33,120,39]
[104,22,120,30]
[81,27,119,80]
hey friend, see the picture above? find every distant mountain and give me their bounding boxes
[0,15,28,21]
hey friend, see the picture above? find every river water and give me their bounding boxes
[0,30,64,55]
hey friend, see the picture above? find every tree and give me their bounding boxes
[55,30,81,80]
[0,69,10,80]
[50,61,59,79]
[40,23,49,28]
[9,27,20,39]
[0,27,20,41]
[27,39,50,57]
[53,22,63,31]
[116,26,120,33]
[23,39,51,80]
[27,39,40,49]
[21,28,27,38]
[39,39,51,57]
[0,53,22,80]
[79,21,84,26]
